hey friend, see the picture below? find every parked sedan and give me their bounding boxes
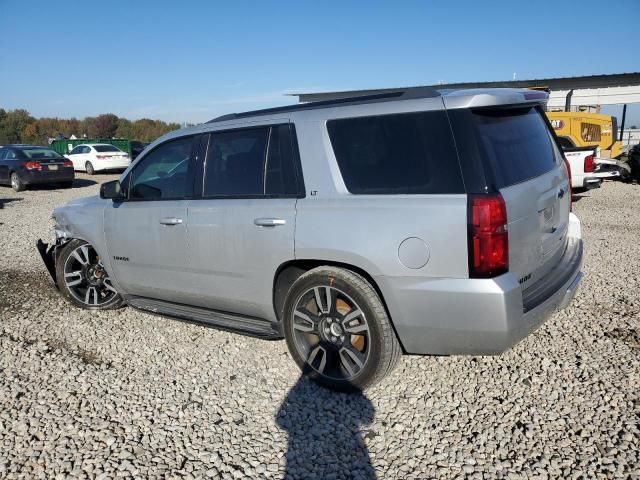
[65,143,131,175]
[0,145,74,192]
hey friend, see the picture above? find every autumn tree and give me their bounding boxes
[94,113,119,138]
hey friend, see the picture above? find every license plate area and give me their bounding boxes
[48,165,59,171]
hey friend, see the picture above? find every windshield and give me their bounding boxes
[93,145,122,153]
[19,148,63,159]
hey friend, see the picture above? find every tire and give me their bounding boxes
[55,239,124,310]
[282,266,401,392]
[85,162,95,175]
[10,172,25,192]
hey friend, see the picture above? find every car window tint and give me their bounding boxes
[4,149,17,160]
[469,107,558,188]
[94,145,121,153]
[327,111,464,194]
[69,146,82,155]
[203,128,269,196]
[20,148,62,158]
[83,146,92,154]
[129,136,194,200]
[266,125,299,196]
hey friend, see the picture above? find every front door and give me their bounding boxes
[104,134,200,302]
[185,123,302,321]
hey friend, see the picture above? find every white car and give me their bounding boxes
[65,144,130,175]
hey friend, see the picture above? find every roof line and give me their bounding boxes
[206,87,440,123]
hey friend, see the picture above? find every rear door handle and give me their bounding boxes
[159,217,183,225]
[254,217,286,227]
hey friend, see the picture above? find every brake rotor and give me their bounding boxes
[337,298,366,352]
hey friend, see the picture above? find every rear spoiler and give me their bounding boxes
[441,88,549,110]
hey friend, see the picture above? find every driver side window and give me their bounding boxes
[129,136,195,200]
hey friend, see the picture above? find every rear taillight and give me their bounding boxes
[96,155,108,159]
[563,156,573,211]
[63,160,73,168]
[467,194,508,278]
[584,154,594,173]
[22,161,42,171]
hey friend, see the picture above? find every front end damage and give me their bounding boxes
[36,239,61,287]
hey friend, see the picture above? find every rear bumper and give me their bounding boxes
[378,213,583,355]
[91,158,130,171]
[21,169,74,185]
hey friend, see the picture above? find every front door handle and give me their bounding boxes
[254,217,286,227]
[159,217,183,225]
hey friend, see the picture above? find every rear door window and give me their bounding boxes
[465,106,559,188]
[203,127,269,197]
[327,111,464,194]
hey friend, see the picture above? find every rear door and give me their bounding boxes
[451,106,570,286]
[185,123,301,321]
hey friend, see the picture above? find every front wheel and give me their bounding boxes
[55,239,124,310]
[283,266,401,392]
[85,161,95,175]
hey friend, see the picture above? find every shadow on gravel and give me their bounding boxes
[71,178,99,188]
[0,197,23,209]
[276,376,376,480]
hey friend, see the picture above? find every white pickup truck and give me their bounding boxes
[563,146,619,191]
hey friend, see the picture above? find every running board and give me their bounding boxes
[126,297,282,340]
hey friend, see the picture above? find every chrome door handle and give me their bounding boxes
[159,217,183,225]
[254,217,286,227]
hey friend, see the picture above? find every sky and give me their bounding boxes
[1,0,639,125]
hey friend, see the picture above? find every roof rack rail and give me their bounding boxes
[206,86,440,123]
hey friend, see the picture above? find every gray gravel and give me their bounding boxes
[0,175,638,479]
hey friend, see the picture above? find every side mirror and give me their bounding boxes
[100,180,126,201]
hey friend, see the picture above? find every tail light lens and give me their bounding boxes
[563,156,573,211]
[96,155,108,159]
[63,160,73,168]
[584,154,594,173]
[467,194,508,278]
[22,161,42,171]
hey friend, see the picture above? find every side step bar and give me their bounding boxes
[127,296,283,340]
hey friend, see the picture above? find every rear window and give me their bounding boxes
[93,145,121,153]
[327,111,464,194]
[19,148,62,159]
[469,107,559,188]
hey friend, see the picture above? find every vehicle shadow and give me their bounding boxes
[71,178,98,188]
[276,375,376,480]
[0,197,23,209]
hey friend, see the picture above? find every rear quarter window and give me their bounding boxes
[457,106,559,189]
[327,111,464,194]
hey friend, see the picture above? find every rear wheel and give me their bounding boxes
[85,162,95,175]
[56,239,124,310]
[283,266,401,392]
[10,172,25,192]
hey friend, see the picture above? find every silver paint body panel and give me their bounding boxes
[50,88,583,354]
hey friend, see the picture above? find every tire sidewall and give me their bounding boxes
[85,162,94,175]
[283,269,385,391]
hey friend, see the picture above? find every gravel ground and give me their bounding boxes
[0,175,638,479]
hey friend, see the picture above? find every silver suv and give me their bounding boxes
[38,88,583,391]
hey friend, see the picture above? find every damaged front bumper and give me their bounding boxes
[36,239,61,287]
